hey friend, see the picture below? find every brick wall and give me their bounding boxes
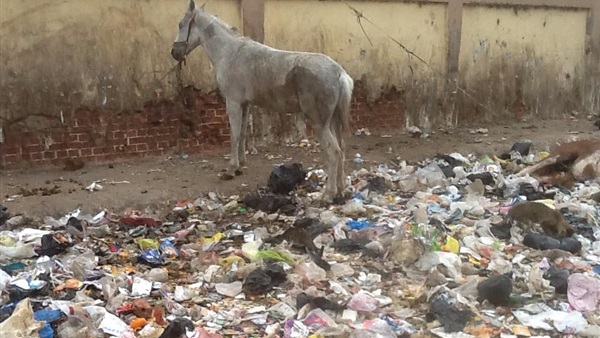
[0,81,405,169]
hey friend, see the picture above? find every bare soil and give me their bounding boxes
[1,117,597,219]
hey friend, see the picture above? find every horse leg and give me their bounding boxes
[318,127,342,201]
[298,92,340,202]
[331,120,346,197]
[226,99,243,173]
[238,103,249,166]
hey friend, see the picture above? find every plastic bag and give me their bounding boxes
[0,298,45,338]
[567,273,600,312]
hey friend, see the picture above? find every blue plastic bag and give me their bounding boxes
[346,220,372,231]
[34,309,64,338]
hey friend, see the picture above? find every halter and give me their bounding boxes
[184,11,198,54]
[175,10,198,68]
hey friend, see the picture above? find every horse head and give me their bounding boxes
[171,0,207,62]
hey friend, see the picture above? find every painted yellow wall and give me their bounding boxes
[0,0,240,120]
[460,5,588,86]
[456,5,589,118]
[264,0,448,99]
[0,0,593,125]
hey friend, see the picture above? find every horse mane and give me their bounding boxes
[203,11,240,37]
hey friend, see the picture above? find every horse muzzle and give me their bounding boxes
[171,42,188,61]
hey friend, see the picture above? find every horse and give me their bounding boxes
[171,0,354,201]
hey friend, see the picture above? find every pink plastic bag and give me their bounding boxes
[567,273,600,312]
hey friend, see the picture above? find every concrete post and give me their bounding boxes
[446,0,464,125]
[241,0,265,43]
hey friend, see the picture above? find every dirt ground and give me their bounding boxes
[1,117,597,219]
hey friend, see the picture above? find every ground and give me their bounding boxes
[1,117,597,219]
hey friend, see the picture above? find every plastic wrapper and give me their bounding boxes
[138,249,165,266]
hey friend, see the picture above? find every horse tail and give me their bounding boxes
[336,72,354,136]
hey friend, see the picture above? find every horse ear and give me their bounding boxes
[189,0,195,11]
[200,3,206,11]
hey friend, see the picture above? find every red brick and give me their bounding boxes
[128,136,149,145]
[183,145,202,154]
[146,150,164,157]
[28,152,43,161]
[136,144,149,152]
[156,128,170,136]
[146,128,159,136]
[77,133,90,142]
[92,147,106,155]
[2,154,16,163]
[24,135,41,146]
[66,141,93,149]
[23,144,44,154]
[75,118,90,127]
[48,143,67,151]
[88,116,100,126]
[136,129,148,136]
[0,145,21,155]
[67,149,79,157]
[126,130,138,138]
[43,151,57,160]
[122,145,137,153]
[105,139,125,147]
[79,148,92,157]
[56,149,68,159]
[74,110,91,119]
[71,126,92,133]
[112,131,126,139]
[114,123,129,131]
[66,134,79,143]
[146,142,159,151]
[49,132,66,143]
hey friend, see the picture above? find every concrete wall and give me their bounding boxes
[0,0,240,127]
[264,0,448,128]
[0,0,598,168]
[458,4,589,121]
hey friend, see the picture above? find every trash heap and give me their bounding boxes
[1,138,599,338]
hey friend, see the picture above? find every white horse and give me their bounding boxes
[171,0,354,201]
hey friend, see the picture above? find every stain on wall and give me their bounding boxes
[458,5,589,122]
[0,0,241,130]
[263,0,448,129]
[0,0,596,145]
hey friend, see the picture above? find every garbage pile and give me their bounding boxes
[1,138,600,338]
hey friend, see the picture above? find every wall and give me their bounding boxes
[264,0,448,130]
[458,4,589,121]
[0,0,598,168]
[0,0,240,117]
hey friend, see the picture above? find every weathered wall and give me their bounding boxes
[458,5,589,122]
[264,0,448,129]
[0,0,240,127]
[0,0,598,168]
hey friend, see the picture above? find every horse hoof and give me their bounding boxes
[234,169,243,176]
[332,195,346,205]
[320,193,334,205]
